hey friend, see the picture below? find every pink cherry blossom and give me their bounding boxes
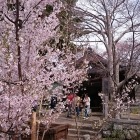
[0,0,87,138]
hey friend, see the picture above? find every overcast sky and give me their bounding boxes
[75,0,140,54]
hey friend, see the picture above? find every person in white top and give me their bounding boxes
[83,94,90,119]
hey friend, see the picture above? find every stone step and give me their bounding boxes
[69,123,101,131]
[57,115,102,122]
[55,112,102,139]
[56,118,102,133]
[69,124,93,130]
[91,112,103,116]
[68,128,97,135]
[67,134,95,140]
[60,111,103,117]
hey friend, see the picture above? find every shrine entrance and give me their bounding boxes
[78,79,102,112]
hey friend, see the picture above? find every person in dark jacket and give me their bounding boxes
[50,95,57,109]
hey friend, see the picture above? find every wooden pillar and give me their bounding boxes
[104,95,108,118]
[31,111,37,140]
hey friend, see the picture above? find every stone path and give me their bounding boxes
[54,112,103,140]
[53,111,140,140]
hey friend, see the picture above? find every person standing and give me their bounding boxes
[74,94,81,117]
[66,93,74,118]
[83,94,90,119]
[50,95,57,109]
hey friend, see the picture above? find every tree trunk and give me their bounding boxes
[108,48,114,100]
[107,14,115,100]
[31,112,37,140]
[115,53,120,86]
[15,0,22,82]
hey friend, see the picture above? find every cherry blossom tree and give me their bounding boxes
[0,0,87,139]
